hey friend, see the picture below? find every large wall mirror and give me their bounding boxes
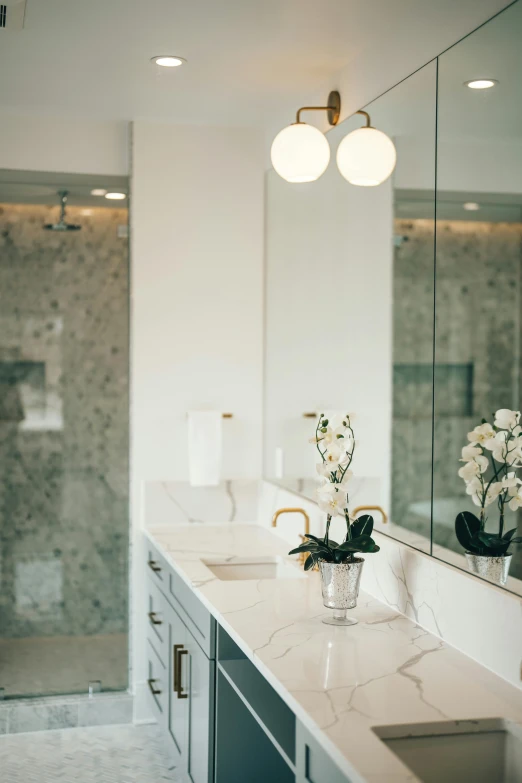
[264,0,522,595]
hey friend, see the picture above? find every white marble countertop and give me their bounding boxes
[145,523,522,783]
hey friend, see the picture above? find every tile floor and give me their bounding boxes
[0,723,182,782]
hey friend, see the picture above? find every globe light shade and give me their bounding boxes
[336,127,397,186]
[271,123,330,183]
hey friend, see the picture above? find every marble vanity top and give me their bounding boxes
[146,523,522,783]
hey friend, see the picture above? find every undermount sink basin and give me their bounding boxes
[374,719,522,783]
[202,556,306,581]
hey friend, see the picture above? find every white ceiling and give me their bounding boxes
[0,0,514,128]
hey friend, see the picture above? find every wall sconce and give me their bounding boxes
[336,110,397,186]
[270,91,341,183]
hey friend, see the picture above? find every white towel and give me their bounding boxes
[187,411,222,487]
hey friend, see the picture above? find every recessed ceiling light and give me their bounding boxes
[464,79,498,90]
[463,202,480,211]
[151,55,186,68]
[105,192,126,200]
[90,188,107,196]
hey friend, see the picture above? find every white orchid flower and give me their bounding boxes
[484,431,509,462]
[320,424,347,448]
[502,473,522,495]
[467,422,495,445]
[316,483,347,517]
[465,477,482,496]
[458,456,488,481]
[494,409,520,430]
[335,468,353,491]
[484,482,503,506]
[323,442,344,470]
[316,462,333,479]
[509,487,522,511]
[460,444,482,462]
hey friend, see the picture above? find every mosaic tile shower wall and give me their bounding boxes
[0,203,129,696]
[392,218,522,577]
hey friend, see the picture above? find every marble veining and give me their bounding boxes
[143,480,258,526]
[260,480,522,689]
[147,523,522,783]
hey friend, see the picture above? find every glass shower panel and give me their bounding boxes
[434,1,522,590]
[0,185,129,696]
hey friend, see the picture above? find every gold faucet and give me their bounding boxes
[272,507,310,565]
[352,505,388,524]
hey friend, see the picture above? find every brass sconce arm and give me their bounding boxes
[295,91,341,126]
[355,109,372,128]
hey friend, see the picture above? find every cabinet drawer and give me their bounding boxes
[146,640,168,730]
[169,567,215,659]
[147,577,169,665]
[297,721,352,783]
[146,540,169,588]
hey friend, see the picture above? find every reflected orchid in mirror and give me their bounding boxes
[290,413,380,570]
[456,409,522,557]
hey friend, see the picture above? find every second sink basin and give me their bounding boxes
[202,556,306,581]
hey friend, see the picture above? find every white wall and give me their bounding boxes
[265,0,512,160]
[130,121,264,483]
[0,114,129,175]
[130,121,264,716]
[264,161,393,503]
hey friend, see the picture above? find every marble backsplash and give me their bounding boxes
[142,478,522,690]
[0,203,129,648]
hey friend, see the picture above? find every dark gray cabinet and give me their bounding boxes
[145,537,353,783]
[296,721,353,783]
[145,541,215,783]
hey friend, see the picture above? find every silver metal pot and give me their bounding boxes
[465,552,512,587]
[319,558,364,626]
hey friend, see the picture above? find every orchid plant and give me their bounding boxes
[456,408,522,557]
[288,413,380,571]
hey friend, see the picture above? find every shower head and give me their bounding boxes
[43,190,81,231]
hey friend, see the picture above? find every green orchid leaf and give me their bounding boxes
[509,536,522,544]
[351,514,374,538]
[304,533,326,544]
[338,534,379,553]
[304,553,318,571]
[502,528,518,541]
[288,542,319,556]
[455,511,481,551]
[476,532,511,555]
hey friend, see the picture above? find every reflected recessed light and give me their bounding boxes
[90,188,107,196]
[81,209,94,216]
[464,79,498,90]
[463,202,480,211]
[151,55,186,68]
[105,192,126,200]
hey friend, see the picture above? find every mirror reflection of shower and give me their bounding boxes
[43,190,81,232]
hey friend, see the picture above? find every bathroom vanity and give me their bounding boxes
[144,524,522,783]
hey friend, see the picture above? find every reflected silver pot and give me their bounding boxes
[319,558,364,626]
[465,552,512,586]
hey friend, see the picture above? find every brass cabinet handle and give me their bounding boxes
[177,650,188,699]
[173,644,183,693]
[148,611,162,625]
[147,678,161,696]
[173,644,189,699]
[148,559,162,573]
